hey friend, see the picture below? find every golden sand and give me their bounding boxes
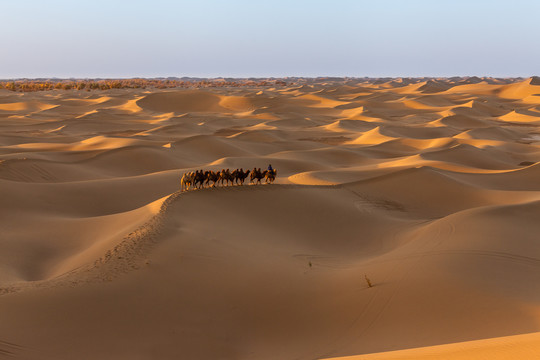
[0,77,539,359]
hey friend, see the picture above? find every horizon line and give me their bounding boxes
[1,75,538,81]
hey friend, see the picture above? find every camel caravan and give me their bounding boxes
[181,166,277,192]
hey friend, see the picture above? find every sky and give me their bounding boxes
[1,0,539,78]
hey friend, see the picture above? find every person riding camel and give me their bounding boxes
[267,164,274,174]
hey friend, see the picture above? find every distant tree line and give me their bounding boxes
[0,79,288,92]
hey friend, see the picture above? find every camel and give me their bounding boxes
[234,168,250,185]
[193,170,206,189]
[263,169,277,184]
[219,168,233,186]
[230,169,239,185]
[225,170,234,185]
[205,170,220,187]
[250,168,265,184]
[180,171,195,191]
[182,166,275,191]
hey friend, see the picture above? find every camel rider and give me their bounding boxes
[268,164,274,174]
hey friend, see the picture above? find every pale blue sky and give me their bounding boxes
[1,0,539,78]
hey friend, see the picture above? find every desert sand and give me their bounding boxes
[0,77,539,359]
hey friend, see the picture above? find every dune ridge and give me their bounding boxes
[0,78,539,359]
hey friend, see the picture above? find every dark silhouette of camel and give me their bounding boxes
[181,166,275,191]
[250,168,265,184]
[193,170,206,189]
[234,168,250,185]
[204,170,220,187]
[218,168,233,186]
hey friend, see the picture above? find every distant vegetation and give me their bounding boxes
[0,78,288,92]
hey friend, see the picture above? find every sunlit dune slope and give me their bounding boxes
[323,332,540,360]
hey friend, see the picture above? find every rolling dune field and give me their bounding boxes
[0,77,539,359]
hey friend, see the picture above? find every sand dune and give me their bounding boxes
[0,78,539,359]
[136,90,224,113]
[324,332,540,360]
